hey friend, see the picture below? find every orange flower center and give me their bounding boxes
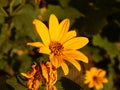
[49,41,63,55]
[93,76,103,84]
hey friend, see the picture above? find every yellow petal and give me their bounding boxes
[73,50,88,63]
[34,80,41,90]
[58,19,70,41]
[21,73,31,78]
[63,37,89,49]
[49,14,59,41]
[88,80,94,88]
[63,50,88,63]
[27,79,33,89]
[90,67,98,75]
[84,79,90,84]
[41,64,48,82]
[103,78,108,83]
[84,72,92,84]
[61,62,69,75]
[57,55,63,67]
[60,30,76,44]
[98,69,106,77]
[39,46,50,54]
[63,55,81,71]
[95,83,103,90]
[33,19,50,46]
[52,86,57,90]
[85,75,92,81]
[49,54,59,68]
[27,42,44,47]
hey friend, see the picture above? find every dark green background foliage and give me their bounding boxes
[0,0,120,90]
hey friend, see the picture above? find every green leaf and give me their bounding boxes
[58,0,70,7]
[13,4,40,41]
[92,34,119,59]
[58,77,82,90]
[83,13,107,35]
[0,24,8,44]
[16,54,33,72]
[0,24,12,54]
[55,80,64,90]
[0,16,4,23]
[103,66,116,90]
[7,76,27,90]
[118,55,120,70]
[13,15,37,40]
[92,48,103,63]
[17,4,39,17]
[80,1,119,35]
[0,59,7,69]
[0,0,9,7]
[37,54,49,63]
[81,46,103,62]
[116,0,120,2]
[11,0,25,6]
[0,73,14,90]
[42,5,85,24]
[114,19,120,27]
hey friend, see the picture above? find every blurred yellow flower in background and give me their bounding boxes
[21,61,57,90]
[27,14,89,75]
[84,67,108,90]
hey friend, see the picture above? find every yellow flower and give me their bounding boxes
[21,64,43,90]
[27,14,89,75]
[21,61,57,90]
[41,61,57,90]
[84,67,108,90]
